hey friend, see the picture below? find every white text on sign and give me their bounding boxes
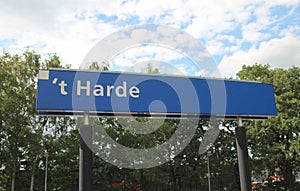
[52,78,140,98]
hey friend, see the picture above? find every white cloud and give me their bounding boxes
[242,22,270,43]
[218,33,300,78]
[185,1,251,39]
[0,0,120,67]
[0,0,299,73]
[112,46,184,69]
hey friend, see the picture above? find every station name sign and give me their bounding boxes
[36,69,277,118]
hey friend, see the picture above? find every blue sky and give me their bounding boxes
[0,0,299,77]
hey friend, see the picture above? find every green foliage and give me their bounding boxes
[146,63,159,74]
[0,49,41,190]
[237,64,300,190]
[0,50,76,191]
[1,50,297,191]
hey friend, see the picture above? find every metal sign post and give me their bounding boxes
[235,117,252,191]
[79,112,92,191]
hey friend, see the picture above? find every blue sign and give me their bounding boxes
[36,69,277,118]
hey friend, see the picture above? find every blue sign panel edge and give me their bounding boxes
[36,69,277,118]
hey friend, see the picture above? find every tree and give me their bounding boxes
[0,50,76,191]
[0,50,41,191]
[237,64,300,190]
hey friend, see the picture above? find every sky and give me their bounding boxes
[0,0,299,77]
